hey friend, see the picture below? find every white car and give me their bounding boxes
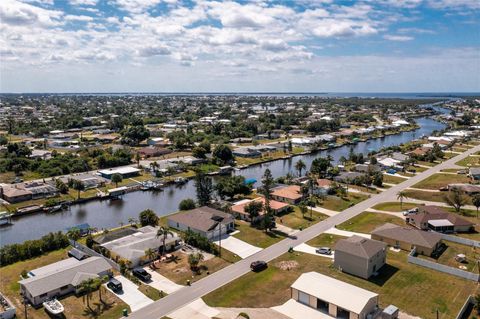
[402,208,418,216]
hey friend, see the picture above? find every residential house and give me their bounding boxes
[288,272,379,319]
[333,171,366,183]
[334,236,387,279]
[19,257,112,306]
[371,223,442,256]
[314,179,333,195]
[469,167,480,181]
[101,226,180,267]
[0,185,32,203]
[271,185,304,204]
[407,206,474,233]
[98,166,141,179]
[354,164,381,173]
[447,183,480,195]
[138,146,172,158]
[0,292,16,319]
[232,147,261,158]
[231,198,289,222]
[167,206,235,240]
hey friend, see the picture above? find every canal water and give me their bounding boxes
[0,110,448,246]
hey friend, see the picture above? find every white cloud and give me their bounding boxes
[113,0,163,14]
[0,0,63,27]
[64,14,94,22]
[69,0,98,6]
[137,44,171,57]
[384,34,414,41]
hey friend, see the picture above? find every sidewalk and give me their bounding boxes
[311,206,338,217]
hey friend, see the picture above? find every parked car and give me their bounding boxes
[402,208,418,216]
[132,268,151,282]
[439,186,448,191]
[107,278,123,292]
[250,260,268,272]
[315,247,332,255]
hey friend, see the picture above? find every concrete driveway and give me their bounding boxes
[272,299,332,319]
[294,243,334,259]
[104,275,153,312]
[144,267,183,294]
[324,227,371,239]
[168,298,220,319]
[212,234,262,259]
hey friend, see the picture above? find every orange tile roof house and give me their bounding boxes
[231,198,289,222]
[271,185,304,204]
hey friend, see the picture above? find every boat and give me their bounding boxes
[43,299,64,315]
[174,177,187,185]
[0,212,13,226]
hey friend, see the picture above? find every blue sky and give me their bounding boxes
[0,0,479,93]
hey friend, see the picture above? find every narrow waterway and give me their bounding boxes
[0,108,448,246]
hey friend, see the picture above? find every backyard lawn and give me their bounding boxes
[203,250,478,319]
[319,193,369,212]
[419,240,480,273]
[337,212,405,233]
[233,220,287,248]
[0,247,129,319]
[412,173,470,190]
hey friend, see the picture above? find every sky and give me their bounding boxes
[0,0,479,93]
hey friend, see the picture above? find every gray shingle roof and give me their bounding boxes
[19,257,111,297]
[372,223,442,248]
[168,206,234,232]
[334,235,386,259]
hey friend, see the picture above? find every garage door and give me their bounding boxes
[298,291,310,305]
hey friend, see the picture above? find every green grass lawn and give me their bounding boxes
[277,207,328,230]
[420,240,480,273]
[417,161,437,167]
[138,284,166,300]
[319,193,369,212]
[306,233,345,247]
[372,202,419,212]
[402,189,450,203]
[203,250,478,319]
[233,220,287,248]
[337,212,405,233]
[383,174,407,184]
[456,156,480,167]
[0,247,129,319]
[412,173,471,190]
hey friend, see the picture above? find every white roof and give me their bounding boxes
[428,219,454,227]
[291,272,378,314]
[378,157,400,167]
[98,166,140,175]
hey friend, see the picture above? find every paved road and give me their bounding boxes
[128,144,480,319]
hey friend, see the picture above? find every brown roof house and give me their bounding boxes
[138,146,172,158]
[408,205,474,233]
[371,223,442,256]
[231,198,289,222]
[271,185,304,204]
[334,236,387,279]
[167,206,234,240]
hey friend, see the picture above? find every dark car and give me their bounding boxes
[250,260,267,272]
[132,268,151,282]
[107,278,123,292]
[315,247,332,255]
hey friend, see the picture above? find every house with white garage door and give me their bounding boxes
[290,272,379,319]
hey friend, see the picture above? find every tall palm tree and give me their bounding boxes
[156,226,174,256]
[145,248,157,266]
[397,191,408,209]
[96,276,108,303]
[79,278,95,310]
[295,160,306,177]
[67,227,81,246]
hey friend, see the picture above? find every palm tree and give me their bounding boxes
[150,161,159,174]
[472,194,480,218]
[156,226,174,256]
[145,248,157,266]
[136,152,141,168]
[128,217,138,227]
[67,227,81,246]
[339,156,347,166]
[79,278,96,310]
[188,252,204,271]
[397,191,408,209]
[295,160,306,177]
[72,180,85,200]
[96,276,108,303]
[111,173,123,187]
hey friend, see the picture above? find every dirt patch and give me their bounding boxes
[173,267,189,274]
[275,260,299,270]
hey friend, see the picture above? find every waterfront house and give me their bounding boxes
[288,272,379,319]
[231,198,289,222]
[98,166,141,179]
[271,185,304,204]
[232,147,261,158]
[138,146,172,158]
[101,226,180,267]
[0,185,32,203]
[167,206,235,240]
[333,171,366,184]
[371,223,442,256]
[407,205,474,233]
[469,167,480,181]
[19,257,112,306]
[334,236,387,279]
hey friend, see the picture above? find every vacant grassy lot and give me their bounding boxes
[383,174,408,184]
[319,193,369,212]
[372,202,419,212]
[412,173,470,190]
[338,212,405,233]
[306,233,345,248]
[417,161,436,167]
[277,207,328,230]
[155,251,231,285]
[420,241,480,273]
[204,250,478,319]
[233,220,287,248]
[138,284,165,301]
[456,156,480,167]
[402,189,451,203]
[0,247,129,319]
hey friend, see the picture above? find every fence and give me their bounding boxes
[455,295,475,319]
[441,233,480,248]
[408,248,479,282]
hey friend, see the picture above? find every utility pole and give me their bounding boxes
[218,223,222,258]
